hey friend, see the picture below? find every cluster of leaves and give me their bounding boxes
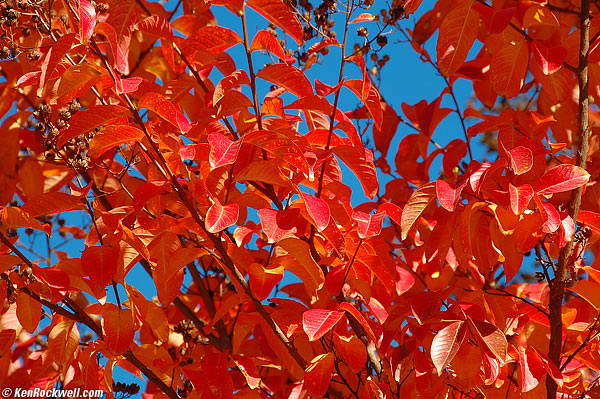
[1,0,600,397]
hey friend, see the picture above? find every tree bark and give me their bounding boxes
[546,1,590,397]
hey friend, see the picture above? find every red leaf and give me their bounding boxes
[300,192,330,232]
[205,199,239,234]
[208,133,241,169]
[471,319,507,364]
[531,41,567,75]
[536,164,590,195]
[377,202,402,226]
[344,79,383,129]
[307,38,341,57]
[135,16,173,41]
[258,208,299,243]
[474,5,515,34]
[304,353,335,398]
[339,302,376,342]
[436,2,479,76]
[349,13,376,24]
[58,105,129,147]
[401,181,436,240]
[333,333,366,373]
[138,92,191,133]
[507,146,533,175]
[185,26,242,54]
[247,0,303,45]
[95,22,129,74]
[302,309,344,341]
[21,192,87,217]
[430,320,466,375]
[16,292,42,333]
[509,183,534,215]
[38,34,76,96]
[351,210,385,239]
[88,125,145,158]
[32,266,70,302]
[540,201,561,233]
[81,245,119,287]
[518,346,545,392]
[244,130,309,173]
[333,146,379,199]
[396,266,415,295]
[256,64,313,97]
[102,308,135,355]
[249,263,284,301]
[577,210,600,233]
[79,0,96,42]
[491,39,529,98]
[213,70,251,105]
[250,30,286,61]
[436,179,466,212]
[133,181,168,211]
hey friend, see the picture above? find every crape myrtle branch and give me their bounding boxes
[548,0,591,396]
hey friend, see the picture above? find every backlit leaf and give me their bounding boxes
[256,64,313,97]
[536,164,590,195]
[16,292,42,333]
[507,146,533,175]
[81,245,119,287]
[491,39,529,98]
[88,125,145,158]
[300,192,330,232]
[509,183,534,215]
[401,181,436,240]
[248,263,284,301]
[352,210,385,239]
[437,1,479,76]
[58,105,129,147]
[139,92,191,133]
[304,353,335,398]
[431,320,465,375]
[205,199,239,234]
[302,309,344,341]
[208,133,241,169]
[79,0,96,42]
[247,0,303,45]
[102,308,135,355]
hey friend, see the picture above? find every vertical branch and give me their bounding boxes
[547,0,590,397]
[241,8,263,131]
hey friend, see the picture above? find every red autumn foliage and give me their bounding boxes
[0,0,599,397]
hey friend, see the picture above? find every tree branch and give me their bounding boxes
[547,0,590,397]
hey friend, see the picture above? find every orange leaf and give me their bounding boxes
[102,308,135,355]
[304,353,335,398]
[400,181,436,240]
[58,105,129,148]
[205,199,239,234]
[333,332,366,372]
[491,39,529,99]
[16,292,42,333]
[247,0,303,45]
[88,125,145,158]
[139,92,191,133]
[249,263,284,300]
[302,309,344,341]
[431,320,466,375]
[81,245,119,287]
[436,1,479,76]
